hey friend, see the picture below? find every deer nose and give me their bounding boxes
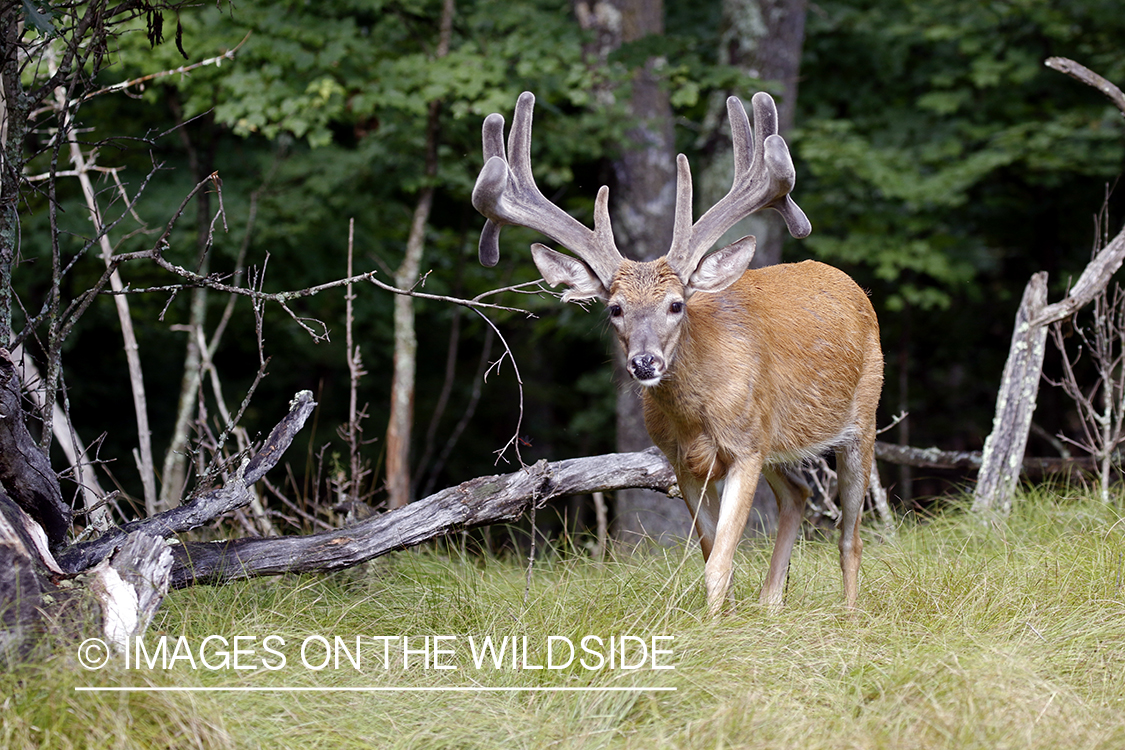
[629,353,664,383]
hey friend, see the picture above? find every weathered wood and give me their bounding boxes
[86,532,172,650]
[867,460,894,540]
[874,440,1093,476]
[972,274,1050,515]
[1045,57,1125,120]
[1,484,174,659]
[170,448,679,588]
[56,390,316,573]
[0,348,71,548]
[875,441,982,471]
[1035,227,1125,328]
[0,488,56,660]
[160,436,1099,589]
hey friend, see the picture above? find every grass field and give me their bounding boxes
[3,488,1124,749]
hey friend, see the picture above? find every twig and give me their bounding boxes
[80,34,251,103]
[420,324,496,497]
[876,411,908,436]
[473,309,527,467]
[56,390,317,572]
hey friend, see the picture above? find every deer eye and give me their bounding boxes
[608,304,623,318]
[669,301,684,314]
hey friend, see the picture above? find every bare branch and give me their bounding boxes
[55,390,317,573]
[81,34,251,103]
[1045,57,1125,117]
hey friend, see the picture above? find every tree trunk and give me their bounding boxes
[971,274,1049,517]
[0,349,71,548]
[384,0,454,509]
[0,11,27,348]
[575,0,693,545]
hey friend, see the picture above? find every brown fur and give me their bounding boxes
[611,259,883,613]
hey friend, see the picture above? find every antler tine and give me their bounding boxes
[667,154,695,262]
[668,93,811,278]
[471,92,623,286]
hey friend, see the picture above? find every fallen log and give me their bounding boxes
[874,440,1095,476]
[170,448,678,588]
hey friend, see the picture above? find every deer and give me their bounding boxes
[471,91,883,615]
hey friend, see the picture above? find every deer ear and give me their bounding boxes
[531,243,610,302]
[686,235,756,295]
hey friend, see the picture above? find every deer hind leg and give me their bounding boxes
[835,439,873,609]
[703,454,763,617]
[760,467,809,609]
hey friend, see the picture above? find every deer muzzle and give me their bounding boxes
[628,353,665,386]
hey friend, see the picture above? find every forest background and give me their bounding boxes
[10,0,1125,545]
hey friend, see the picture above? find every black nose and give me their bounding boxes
[629,353,662,382]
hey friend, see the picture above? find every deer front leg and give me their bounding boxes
[677,471,722,561]
[703,455,763,617]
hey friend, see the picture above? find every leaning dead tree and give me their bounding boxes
[971,59,1125,516]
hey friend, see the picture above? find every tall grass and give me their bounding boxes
[3,488,1123,749]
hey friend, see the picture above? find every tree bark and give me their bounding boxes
[0,349,71,548]
[1,478,171,661]
[971,274,1050,516]
[0,11,27,348]
[575,0,693,545]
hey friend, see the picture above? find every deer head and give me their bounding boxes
[471,91,812,385]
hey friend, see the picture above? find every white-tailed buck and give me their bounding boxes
[472,91,883,613]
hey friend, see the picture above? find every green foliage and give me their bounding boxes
[11,0,1125,507]
[797,0,1125,313]
[4,490,1124,747]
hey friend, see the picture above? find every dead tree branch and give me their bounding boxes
[56,390,316,573]
[875,440,1094,476]
[971,59,1125,516]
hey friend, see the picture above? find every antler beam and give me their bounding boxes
[471,92,622,288]
[667,93,811,279]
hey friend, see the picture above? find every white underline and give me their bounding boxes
[75,686,676,693]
